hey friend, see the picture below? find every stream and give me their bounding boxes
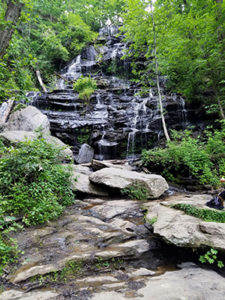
[1,189,225,300]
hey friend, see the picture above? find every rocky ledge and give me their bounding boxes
[145,194,225,251]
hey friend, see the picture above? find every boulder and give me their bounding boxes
[0,131,73,161]
[89,167,168,199]
[70,171,108,197]
[5,106,50,133]
[145,194,225,251]
[75,143,94,164]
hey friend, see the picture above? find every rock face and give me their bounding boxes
[0,130,73,160]
[145,194,225,251]
[5,106,50,133]
[7,199,150,284]
[29,26,188,160]
[89,167,169,199]
[75,143,94,164]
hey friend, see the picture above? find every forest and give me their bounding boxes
[1,0,224,115]
[1,0,225,287]
[1,0,225,184]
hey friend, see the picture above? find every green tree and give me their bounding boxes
[122,0,225,119]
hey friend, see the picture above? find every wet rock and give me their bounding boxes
[89,199,139,220]
[146,194,225,251]
[28,26,190,161]
[75,143,94,164]
[130,268,155,277]
[9,264,60,283]
[5,106,50,133]
[8,199,150,283]
[89,167,169,199]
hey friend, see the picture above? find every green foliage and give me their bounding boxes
[0,215,23,274]
[0,136,75,272]
[0,137,74,226]
[142,125,225,186]
[12,103,27,113]
[199,248,224,269]
[0,234,18,275]
[60,260,83,280]
[121,182,148,200]
[122,0,225,118]
[148,216,157,225]
[73,76,97,102]
[172,203,225,223]
[0,0,126,102]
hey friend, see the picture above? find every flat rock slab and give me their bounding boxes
[0,289,58,300]
[89,167,168,199]
[7,200,149,283]
[88,199,140,220]
[146,194,225,250]
[92,159,132,171]
[91,263,225,300]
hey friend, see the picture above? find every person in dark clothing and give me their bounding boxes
[206,178,225,210]
[218,178,225,208]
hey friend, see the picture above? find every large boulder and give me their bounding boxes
[5,106,50,133]
[0,131,73,161]
[75,143,94,164]
[145,194,225,251]
[89,167,168,199]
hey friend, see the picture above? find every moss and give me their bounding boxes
[172,203,225,223]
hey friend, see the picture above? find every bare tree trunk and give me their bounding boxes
[150,1,170,142]
[0,1,23,58]
[36,70,47,93]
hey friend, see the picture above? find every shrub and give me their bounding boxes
[0,137,74,225]
[73,76,97,102]
[142,127,225,186]
[199,248,224,268]
[121,182,148,200]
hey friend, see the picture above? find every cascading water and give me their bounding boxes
[28,25,189,161]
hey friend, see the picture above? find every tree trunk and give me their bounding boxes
[0,1,24,58]
[36,70,47,93]
[150,1,170,142]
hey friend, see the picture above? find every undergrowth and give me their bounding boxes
[172,203,225,223]
[142,122,225,187]
[121,182,149,200]
[0,136,75,273]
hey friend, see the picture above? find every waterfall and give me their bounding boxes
[27,25,190,161]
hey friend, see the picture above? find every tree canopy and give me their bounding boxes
[0,0,225,120]
[122,0,225,118]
